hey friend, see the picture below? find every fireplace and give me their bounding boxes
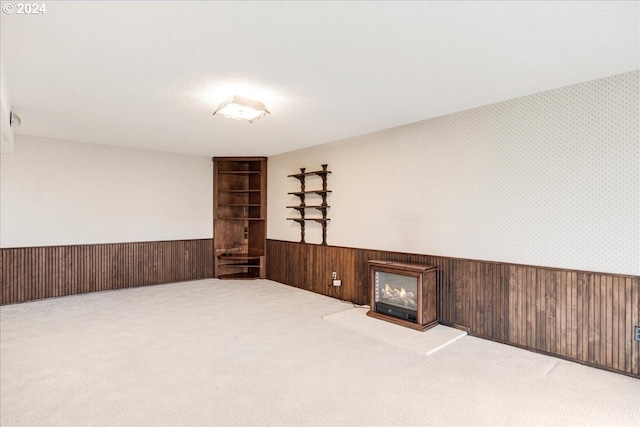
[367,260,438,331]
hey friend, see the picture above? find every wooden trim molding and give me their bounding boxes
[266,239,640,378]
[0,239,214,305]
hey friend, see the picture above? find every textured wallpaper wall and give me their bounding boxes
[268,71,639,276]
[0,135,213,247]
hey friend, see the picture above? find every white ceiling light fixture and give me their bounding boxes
[213,95,270,123]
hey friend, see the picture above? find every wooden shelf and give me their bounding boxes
[287,205,330,213]
[218,171,261,175]
[217,272,261,280]
[288,170,332,178]
[217,263,261,268]
[287,164,330,245]
[218,253,263,260]
[288,190,332,196]
[287,218,330,223]
[217,217,264,220]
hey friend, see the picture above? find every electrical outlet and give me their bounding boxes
[635,326,640,342]
[332,272,337,280]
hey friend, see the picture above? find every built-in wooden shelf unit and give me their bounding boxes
[213,157,267,279]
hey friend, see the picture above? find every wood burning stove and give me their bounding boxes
[367,260,438,331]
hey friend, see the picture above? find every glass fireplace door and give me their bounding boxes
[374,270,419,322]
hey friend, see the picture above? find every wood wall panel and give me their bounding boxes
[266,239,640,378]
[0,239,214,305]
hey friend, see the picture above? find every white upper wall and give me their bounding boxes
[0,135,213,247]
[268,71,640,276]
[0,59,15,153]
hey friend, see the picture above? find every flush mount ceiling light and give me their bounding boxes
[212,95,270,123]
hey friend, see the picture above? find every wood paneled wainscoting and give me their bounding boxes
[0,239,214,305]
[266,239,640,378]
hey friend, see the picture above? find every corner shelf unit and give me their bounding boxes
[287,164,331,245]
[213,157,267,279]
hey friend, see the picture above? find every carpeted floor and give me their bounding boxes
[1,279,639,426]
[323,308,467,356]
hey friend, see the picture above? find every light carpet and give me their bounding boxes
[323,308,467,355]
[1,279,639,427]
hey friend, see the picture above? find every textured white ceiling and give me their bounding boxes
[1,1,638,157]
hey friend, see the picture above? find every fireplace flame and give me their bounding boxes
[379,283,417,310]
